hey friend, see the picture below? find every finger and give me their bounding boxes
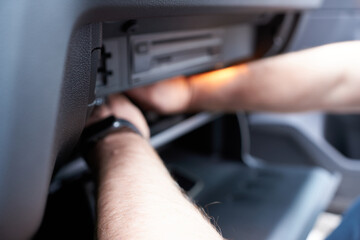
[108,94,136,112]
[86,104,112,126]
[126,87,154,110]
[108,94,150,138]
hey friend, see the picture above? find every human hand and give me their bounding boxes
[127,76,193,114]
[127,65,246,114]
[86,94,150,172]
[87,93,150,139]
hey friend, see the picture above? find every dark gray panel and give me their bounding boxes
[286,9,360,51]
[222,24,254,63]
[323,0,360,9]
[249,113,360,213]
[165,150,339,240]
[325,114,360,159]
[95,37,128,96]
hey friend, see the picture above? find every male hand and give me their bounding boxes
[86,94,150,172]
[127,76,193,114]
[87,94,150,139]
[127,65,247,114]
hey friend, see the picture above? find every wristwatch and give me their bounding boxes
[80,115,143,152]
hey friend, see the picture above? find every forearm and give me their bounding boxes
[95,132,223,240]
[189,41,360,113]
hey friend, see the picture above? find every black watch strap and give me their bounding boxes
[81,116,143,152]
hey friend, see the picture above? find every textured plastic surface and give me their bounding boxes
[249,113,360,212]
[165,150,339,240]
[0,0,322,239]
[286,0,360,52]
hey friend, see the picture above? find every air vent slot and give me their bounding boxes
[152,34,213,45]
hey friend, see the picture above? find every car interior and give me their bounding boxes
[1,0,360,239]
